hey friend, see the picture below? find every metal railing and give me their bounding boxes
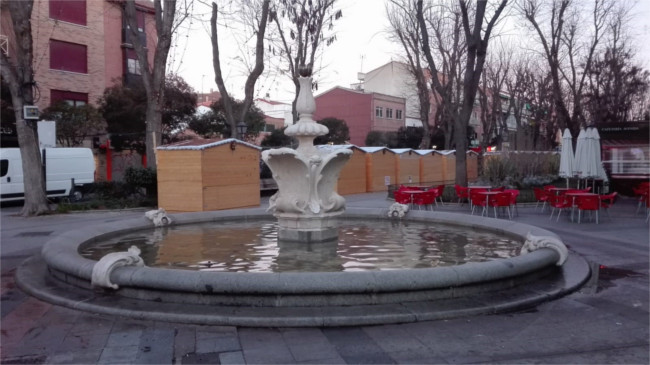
[602,160,650,178]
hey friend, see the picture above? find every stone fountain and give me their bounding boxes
[261,65,351,243]
[17,65,588,328]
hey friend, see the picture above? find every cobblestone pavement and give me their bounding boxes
[1,194,648,364]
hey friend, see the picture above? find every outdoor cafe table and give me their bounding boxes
[564,192,599,222]
[477,191,502,217]
[401,190,424,205]
[547,187,573,195]
[467,186,492,209]
[468,185,492,192]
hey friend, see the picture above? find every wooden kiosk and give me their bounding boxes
[317,145,367,195]
[466,150,479,182]
[439,150,456,184]
[157,138,261,212]
[360,147,396,192]
[416,149,444,184]
[391,148,420,185]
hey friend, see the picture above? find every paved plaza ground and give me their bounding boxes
[1,192,648,364]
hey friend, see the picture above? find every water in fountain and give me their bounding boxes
[79,219,522,272]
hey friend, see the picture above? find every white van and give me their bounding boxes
[0,148,95,202]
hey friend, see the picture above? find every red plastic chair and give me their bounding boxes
[599,192,617,220]
[393,191,411,205]
[414,190,436,210]
[434,184,445,206]
[488,192,512,219]
[424,186,443,207]
[455,185,469,206]
[491,186,506,192]
[533,187,549,212]
[543,185,555,192]
[576,195,600,224]
[470,191,488,216]
[504,189,520,216]
[549,194,572,221]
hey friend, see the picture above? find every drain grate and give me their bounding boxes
[15,231,53,237]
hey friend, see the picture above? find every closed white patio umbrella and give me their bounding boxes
[573,128,587,179]
[575,127,608,192]
[582,127,600,179]
[558,128,574,187]
[588,127,609,191]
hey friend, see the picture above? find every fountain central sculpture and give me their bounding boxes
[261,65,351,242]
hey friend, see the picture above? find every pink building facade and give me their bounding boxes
[314,87,406,146]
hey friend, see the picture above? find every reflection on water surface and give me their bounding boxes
[79,220,522,272]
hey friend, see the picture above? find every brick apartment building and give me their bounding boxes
[314,86,406,146]
[1,0,157,180]
[1,0,156,126]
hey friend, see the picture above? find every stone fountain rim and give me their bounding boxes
[41,207,563,295]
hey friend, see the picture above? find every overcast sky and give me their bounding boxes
[170,0,650,104]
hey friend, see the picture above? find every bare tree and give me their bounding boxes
[418,0,507,185]
[270,0,341,121]
[0,0,49,215]
[478,45,511,150]
[211,0,271,138]
[124,0,190,168]
[419,0,467,151]
[519,0,614,136]
[528,66,556,149]
[387,0,431,149]
[583,4,649,125]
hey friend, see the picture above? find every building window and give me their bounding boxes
[396,109,402,120]
[50,40,87,73]
[386,108,393,119]
[125,10,146,33]
[125,48,142,75]
[136,11,145,32]
[50,89,88,106]
[375,106,383,118]
[50,0,86,25]
[127,58,141,75]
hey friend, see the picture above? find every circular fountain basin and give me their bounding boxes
[78,219,524,272]
[18,207,590,327]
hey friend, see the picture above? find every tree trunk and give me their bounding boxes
[238,0,271,132]
[210,2,236,137]
[0,0,49,215]
[145,101,163,159]
[125,0,178,168]
[12,89,49,215]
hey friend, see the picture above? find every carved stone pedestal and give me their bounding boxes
[261,66,351,243]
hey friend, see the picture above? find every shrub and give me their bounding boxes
[124,166,157,197]
[482,155,517,186]
[88,181,137,200]
[481,152,560,188]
